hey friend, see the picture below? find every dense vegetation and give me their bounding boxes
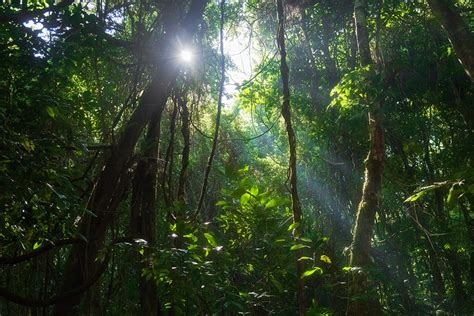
[1,0,473,315]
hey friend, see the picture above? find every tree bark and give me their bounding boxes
[276,0,306,314]
[130,101,166,315]
[177,96,190,202]
[162,99,178,206]
[347,0,384,314]
[427,0,474,82]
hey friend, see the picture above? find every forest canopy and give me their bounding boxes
[0,0,473,315]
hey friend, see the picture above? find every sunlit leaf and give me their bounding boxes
[265,198,278,208]
[240,193,250,205]
[302,267,323,278]
[320,255,331,264]
[290,244,309,251]
[204,232,217,247]
[215,200,227,206]
[265,196,288,208]
[288,222,300,231]
[184,233,198,243]
[404,191,425,203]
[298,256,313,261]
[21,140,35,153]
[250,185,259,196]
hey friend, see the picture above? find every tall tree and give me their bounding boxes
[55,1,208,313]
[130,96,167,315]
[276,0,306,314]
[347,0,384,314]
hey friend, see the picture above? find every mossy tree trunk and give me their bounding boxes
[347,0,384,314]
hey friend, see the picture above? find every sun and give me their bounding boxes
[179,49,193,63]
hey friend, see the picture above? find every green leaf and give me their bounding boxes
[238,177,251,189]
[246,263,254,272]
[184,233,198,243]
[204,232,217,247]
[265,198,278,208]
[265,196,288,208]
[250,185,259,196]
[215,200,227,206]
[33,241,41,250]
[288,222,300,231]
[238,165,249,175]
[21,140,35,153]
[446,186,455,206]
[298,256,313,261]
[302,267,323,278]
[404,191,425,203]
[46,106,57,118]
[320,255,331,264]
[290,244,309,251]
[240,193,250,205]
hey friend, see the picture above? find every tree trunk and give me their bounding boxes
[276,0,305,314]
[162,99,178,207]
[173,96,191,249]
[427,0,474,82]
[56,74,171,315]
[347,0,384,314]
[130,102,166,315]
[177,96,190,203]
[54,1,208,313]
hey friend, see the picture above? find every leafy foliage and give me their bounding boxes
[0,0,473,315]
